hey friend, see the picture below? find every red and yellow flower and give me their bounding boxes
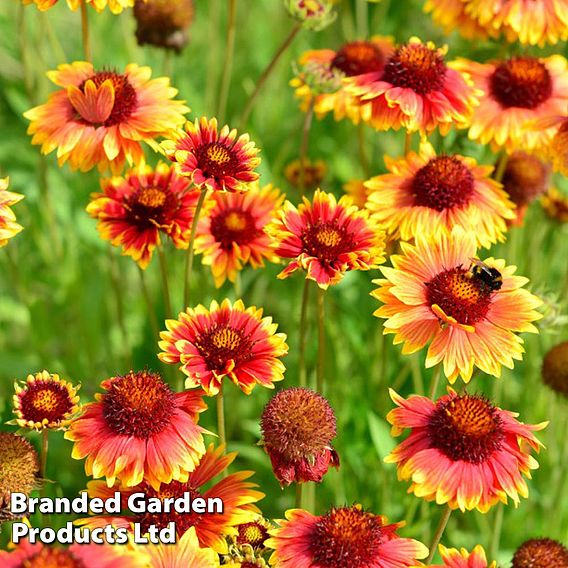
[535,114,568,176]
[432,545,496,568]
[373,227,542,383]
[195,184,284,287]
[343,179,368,208]
[24,61,188,173]
[158,299,288,396]
[365,143,515,248]
[284,158,327,190]
[268,189,386,289]
[65,370,208,489]
[80,444,263,554]
[162,117,260,193]
[266,505,428,568]
[346,37,479,135]
[541,187,568,222]
[23,0,137,14]
[454,55,568,152]
[0,178,24,248]
[386,388,547,512]
[87,162,199,269]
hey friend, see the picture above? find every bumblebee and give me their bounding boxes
[468,258,503,292]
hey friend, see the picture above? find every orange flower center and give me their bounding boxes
[126,184,179,228]
[331,41,386,76]
[426,268,493,326]
[102,371,175,438]
[79,71,137,126]
[18,380,75,426]
[194,324,253,372]
[513,538,568,568]
[412,156,474,211]
[309,506,389,567]
[210,208,260,250]
[382,43,447,95]
[502,153,549,206]
[21,548,83,568]
[195,141,240,181]
[489,57,552,110]
[237,521,270,548]
[137,187,168,208]
[427,394,504,463]
[301,222,353,265]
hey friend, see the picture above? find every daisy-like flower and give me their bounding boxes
[267,189,386,289]
[260,387,340,486]
[454,55,568,152]
[291,37,394,122]
[24,61,188,174]
[0,433,39,521]
[284,158,327,190]
[64,370,208,489]
[162,117,260,193]
[194,184,284,287]
[542,340,568,397]
[86,162,199,269]
[365,143,515,248]
[234,516,273,551]
[541,187,568,222]
[386,388,547,512]
[512,537,568,567]
[23,0,136,12]
[266,504,429,568]
[346,37,479,135]
[536,114,568,176]
[431,545,496,568]
[80,445,263,554]
[0,177,24,248]
[11,370,80,431]
[158,299,288,396]
[343,179,368,208]
[373,227,542,383]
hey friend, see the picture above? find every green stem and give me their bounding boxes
[108,249,130,365]
[493,152,509,183]
[184,188,208,307]
[217,384,227,463]
[425,506,452,564]
[39,429,49,480]
[137,267,160,341]
[428,364,442,399]
[80,0,91,63]
[239,23,301,128]
[404,131,413,155]
[295,483,303,508]
[157,245,173,319]
[489,503,504,561]
[358,123,369,178]
[217,0,237,123]
[298,278,311,387]
[299,99,315,196]
[42,11,67,63]
[356,0,368,38]
[316,286,325,393]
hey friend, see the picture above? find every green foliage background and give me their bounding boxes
[0,0,567,563]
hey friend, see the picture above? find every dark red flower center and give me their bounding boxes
[489,57,552,110]
[426,267,494,326]
[194,324,253,372]
[512,538,568,568]
[382,43,447,95]
[79,71,138,126]
[125,185,180,228]
[427,394,504,463]
[195,142,239,180]
[300,222,354,265]
[502,153,549,206]
[331,41,386,76]
[542,341,568,397]
[102,371,175,438]
[18,380,74,425]
[412,156,475,211]
[308,506,390,567]
[237,521,270,548]
[22,548,84,568]
[210,208,260,249]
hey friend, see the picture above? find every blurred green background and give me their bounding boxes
[0,0,567,563]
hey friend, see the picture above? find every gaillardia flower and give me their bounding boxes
[542,340,568,397]
[64,370,207,489]
[267,189,386,289]
[23,0,136,12]
[537,114,568,176]
[235,516,273,551]
[454,55,568,152]
[0,433,39,521]
[373,227,542,383]
[343,179,368,208]
[194,184,284,287]
[162,117,260,193]
[365,143,515,248]
[386,388,547,512]
[11,370,80,431]
[260,387,340,486]
[432,545,496,568]
[159,299,288,396]
[81,445,263,554]
[0,177,24,248]
[25,62,188,173]
[286,0,337,31]
[541,187,568,222]
[424,0,496,41]
[346,37,479,135]
[512,537,568,568]
[87,162,199,269]
[284,158,327,190]
[266,505,428,568]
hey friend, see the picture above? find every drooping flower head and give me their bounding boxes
[162,117,260,193]
[284,158,327,190]
[260,387,340,486]
[0,177,24,248]
[87,162,199,269]
[454,55,568,152]
[542,340,568,397]
[432,545,496,568]
[268,189,386,289]
[265,505,429,568]
[386,388,547,512]
[11,370,80,431]
[365,143,515,248]
[512,537,568,568]
[64,370,208,489]
[373,227,542,383]
[0,433,39,521]
[159,299,288,396]
[541,187,568,222]
[195,184,284,287]
[346,37,479,135]
[24,62,188,174]
[23,0,137,13]
[80,445,263,554]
